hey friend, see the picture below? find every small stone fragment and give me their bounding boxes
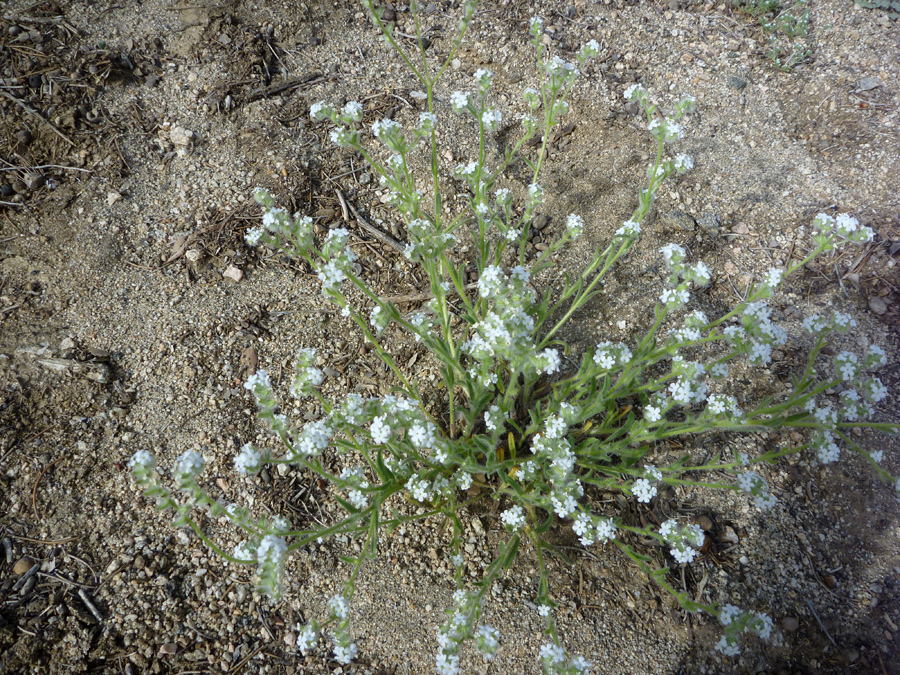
[107,191,122,206]
[856,77,882,92]
[782,617,799,632]
[13,557,34,575]
[185,249,203,263]
[223,265,243,282]
[869,296,887,315]
[726,75,747,90]
[23,172,44,191]
[661,209,696,231]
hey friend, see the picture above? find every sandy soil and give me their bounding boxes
[1,0,899,673]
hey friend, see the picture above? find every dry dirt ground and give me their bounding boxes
[2,0,900,674]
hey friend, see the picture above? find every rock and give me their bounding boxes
[184,249,203,263]
[223,265,243,282]
[869,296,888,315]
[15,129,33,146]
[1,183,13,197]
[13,557,34,575]
[726,75,747,90]
[169,127,194,157]
[856,76,882,92]
[624,101,640,116]
[782,616,799,632]
[107,191,122,206]
[697,212,721,231]
[23,173,45,191]
[660,209,696,231]
[382,7,396,21]
[696,515,713,531]
[532,214,549,231]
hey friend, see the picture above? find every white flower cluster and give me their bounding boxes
[316,228,357,293]
[484,404,508,432]
[658,243,710,311]
[812,212,874,248]
[174,450,205,489]
[593,341,632,370]
[539,642,592,675]
[720,300,788,366]
[403,217,457,263]
[648,117,684,143]
[234,443,263,474]
[289,347,324,399]
[246,188,315,251]
[572,512,616,547]
[256,534,288,599]
[464,265,557,376]
[659,519,705,564]
[501,505,526,531]
[706,393,742,419]
[668,357,708,405]
[736,471,777,509]
[340,467,370,510]
[714,605,775,656]
[436,590,485,675]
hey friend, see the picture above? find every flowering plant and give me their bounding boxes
[130,1,898,672]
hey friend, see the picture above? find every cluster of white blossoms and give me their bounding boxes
[463,264,559,377]
[572,512,616,547]
[234,443,263,475]
[245,189,315,252]
[340,467,370,510]
[255,534,288,599]
[658,243,710,311]
[632,464,663,504]
[539,642,592,675]
[659,519,705,564]
[403,217,457,264]
[435,590,494,675]
[714,605,775,656]
[289,347,324,399]
[593,341,632,370]
[812,211,875,249]
[736,471,777,509]
[500,505,526,531]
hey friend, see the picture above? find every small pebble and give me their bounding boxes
[223,265,243,282]
[868,297,887,315]
[726,75,747,91]
[782,617,799,632]
[13,557,34,575]
[23,173,45,191]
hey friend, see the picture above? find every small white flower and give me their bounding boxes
[234,443,262,474]
[296,623,319,654]
[715,635,741,656]
[328,594,350,620]
[501,505,526,531]
[370,415,392,444]
[538,604,551,617]
[632,478,657,503]
[645,405,662,423]
[674,153,693,173]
